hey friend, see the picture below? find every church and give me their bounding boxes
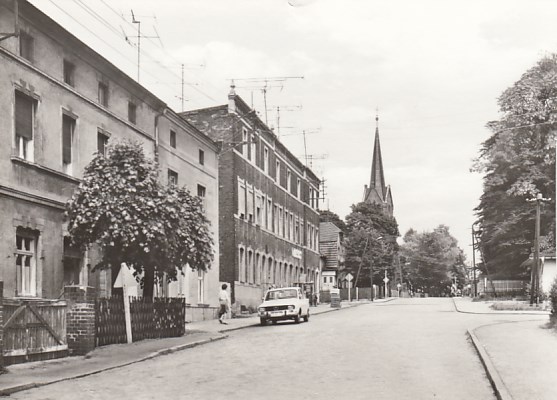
[362,115,394,215]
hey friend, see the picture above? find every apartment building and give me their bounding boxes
[0,0,219,309]
[182,86,321,310]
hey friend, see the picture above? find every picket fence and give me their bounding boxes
[95,296,186,347]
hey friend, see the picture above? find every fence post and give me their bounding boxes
[0,281,4,368]
[65,286,96,356]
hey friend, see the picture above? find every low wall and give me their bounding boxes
[234,282,265,312]
[186,305,219,323]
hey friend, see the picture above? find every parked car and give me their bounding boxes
[258,287,310,325]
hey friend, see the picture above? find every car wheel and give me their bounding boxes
[294,311,301,324]
[304,309,310,322]
[272,320,278,325]
[260,318,267,326]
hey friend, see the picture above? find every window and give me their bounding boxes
[255,193,262,225]
[242,128,248,155]
[198,149,205,165]
[239,248,245,283]
[266,198,272,229]
[197,270,205,304]
[63,237,82,286]
[287,169,292,192]
[63,60,75,86]
[238,181,246,219]
[62,114,76,175]
[14,91,35,161]
[19,31,34,62]
[97,130,109,156]
[273,204,279,233]
[290,214,294,241]
[247,250,253,283]
[276,160,280,182]
[170,130,176,148]
[250,134,256,163]
[15,228,37,296]
[247,185,254,223]
[263,147,269,173]
[279,207,284,237]
[168,169,178,186]
[128,101,137,124]
[197,184,206,198]
[297,179,301,199]
[98,82,109,107]
[285,211,290,240]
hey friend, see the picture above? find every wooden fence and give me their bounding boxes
[3,298,68,365]
[96,296,186,347]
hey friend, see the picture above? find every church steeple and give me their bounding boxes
[363,110,394,215]
[370,112,386,199]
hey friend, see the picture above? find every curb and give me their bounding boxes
[217,301,368,333]
[0,335,227,397]
[452,298,549,316]
[467,329,513,400]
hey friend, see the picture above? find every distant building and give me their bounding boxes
[0,1,219,313]
[363,115,393,215]
[319,222,345,291]
[182,86,322,310]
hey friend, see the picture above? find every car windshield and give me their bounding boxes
[265,289,298,300]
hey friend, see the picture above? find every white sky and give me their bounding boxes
[30,0,557,262]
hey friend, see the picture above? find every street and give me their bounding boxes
[9,298,539,400]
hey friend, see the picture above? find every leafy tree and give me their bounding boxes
[473,54,556,277]
[401,225,467,296]
[343,202,399,287]
[66,141,214,298]
[319,209,347,234]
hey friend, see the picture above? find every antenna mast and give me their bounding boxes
[229,76,304,125]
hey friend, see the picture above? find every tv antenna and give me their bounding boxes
[123,9,160,82]
[229,76,304,125]
[266,105,302,137]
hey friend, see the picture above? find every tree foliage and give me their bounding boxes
[343,202,399,287]
[66,141,214,298]
[319,209,347,234]
[400,225,467,296]
[473,54,556,277]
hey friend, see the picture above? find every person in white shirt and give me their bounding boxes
[218,284,230,324]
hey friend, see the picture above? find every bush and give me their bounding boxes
[550,276,557,318]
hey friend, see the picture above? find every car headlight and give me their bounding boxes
[287,305,295,310]
[258,307,265,312]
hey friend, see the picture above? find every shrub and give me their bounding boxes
[550,276,557,318]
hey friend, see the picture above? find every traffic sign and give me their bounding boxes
[345,273,354,282]
[383,277,390,283]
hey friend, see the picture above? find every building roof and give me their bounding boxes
[319,221,342,242]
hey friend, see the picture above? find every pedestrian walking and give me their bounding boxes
[218,283,230,324]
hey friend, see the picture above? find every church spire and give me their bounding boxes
[369,110,386,198]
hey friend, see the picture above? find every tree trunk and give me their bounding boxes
[143,267,155,299]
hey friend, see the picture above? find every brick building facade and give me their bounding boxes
[0,1,219,310]
[182,87,321,310]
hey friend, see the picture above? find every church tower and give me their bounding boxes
[363,113,394,215]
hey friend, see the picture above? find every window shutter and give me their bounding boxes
[62,115,73,164]
[15,92,33,139]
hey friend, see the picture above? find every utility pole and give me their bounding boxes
[471,225,477,297]
[527,193,551,305]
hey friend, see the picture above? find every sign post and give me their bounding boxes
[383,271,390,299]
[345,273,353,301]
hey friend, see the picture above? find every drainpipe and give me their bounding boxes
[154,107,167,163]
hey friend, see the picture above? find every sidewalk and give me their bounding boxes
[0,300,367,396]
[454,297,557,400]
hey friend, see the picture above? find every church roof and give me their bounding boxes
[363,114,394,215]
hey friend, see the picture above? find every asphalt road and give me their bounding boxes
[11,298,501,400]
